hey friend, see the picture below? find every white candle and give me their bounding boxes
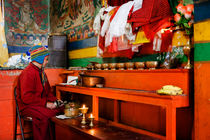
[82,104,86,108]
[90,113,94,118]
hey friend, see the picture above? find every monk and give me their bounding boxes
[16,45,64,140]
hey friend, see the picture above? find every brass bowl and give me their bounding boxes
[108,63,117,70]
[125,62,134,70]
[64,108,79,117]
[102,63,109,70]
[134,62,145,70]
[145,61,158,69]
[80,75,104,87]
[116,63,125,70]
[64,102,79,117]
[95,64,102,70]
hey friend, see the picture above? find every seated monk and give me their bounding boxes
[16,45,64,140]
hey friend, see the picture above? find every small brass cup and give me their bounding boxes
[108,63,117,70]
[102,63,109,70]
[134,62,145,70]
[116,63,125,70]
[125,62,134,70]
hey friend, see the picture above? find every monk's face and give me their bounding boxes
[43,56,49,68]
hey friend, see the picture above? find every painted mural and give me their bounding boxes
[4,0,49,49]
[50,0,101,42]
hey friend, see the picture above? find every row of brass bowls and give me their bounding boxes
[94,61,158,70]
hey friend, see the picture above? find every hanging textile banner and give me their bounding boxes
[0,0,9,67]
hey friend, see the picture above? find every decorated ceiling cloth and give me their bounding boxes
[127,0,173,40]
[0,0,9,67]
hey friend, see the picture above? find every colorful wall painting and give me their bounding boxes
[50,0,101,42]
[4,0,49,55]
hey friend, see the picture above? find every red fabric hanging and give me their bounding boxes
[108,0,131,6]
[137,30,173,55]
[142,18,172,40]
[128,0,173,39]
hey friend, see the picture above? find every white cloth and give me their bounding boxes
[100,6,115,37]
[125,23,136,42]
[153,30,162,51]
[56,115,70,119]
[93,7,105,34]
[105,1,134,47]
[133,0,143,12]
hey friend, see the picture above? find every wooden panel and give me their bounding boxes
[0,86,14,100]
[99,98,114,121]
[194,62,210,140]
[194,20,210,43]
[0,100,15,117]
[45,68,65,86]
[0,133,14,140]
[120,101,165,135]
[0,116,15,134]
[0,70,21,84]
[55,124,92,140]
[85,69,190,95]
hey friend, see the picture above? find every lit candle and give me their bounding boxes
[89,113,94,127]
[82,104,86,108]
[89,113,94,118]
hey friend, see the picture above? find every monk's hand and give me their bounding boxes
[46,102,57,109]
[57,100,64,107]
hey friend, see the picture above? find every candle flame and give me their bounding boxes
[90,113,93,118]
[82,104,85,108]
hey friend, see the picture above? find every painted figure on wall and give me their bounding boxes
[12,1,45,33]
[24,34,35,46]
[6,30,15,46]
[5,0,49,49]
[14,34,23,45]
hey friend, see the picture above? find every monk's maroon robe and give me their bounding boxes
[16,63,63,140]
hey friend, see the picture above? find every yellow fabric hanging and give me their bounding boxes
[0,1,9,67]
[132,30,150,45]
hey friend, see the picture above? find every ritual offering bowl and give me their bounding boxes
[125,62,134,70]
[64,102,79,117]
[102,63,109,70]
[134,62,145,70]
[80,75,104,87]
[95,64,102,70]
[116,63,125,70]
[108,63,117,70]
[145,61,158,69]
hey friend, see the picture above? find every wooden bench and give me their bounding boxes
[51,117,158,140]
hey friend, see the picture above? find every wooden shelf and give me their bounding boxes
[56,69,190,140]
[56,85,189,107]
